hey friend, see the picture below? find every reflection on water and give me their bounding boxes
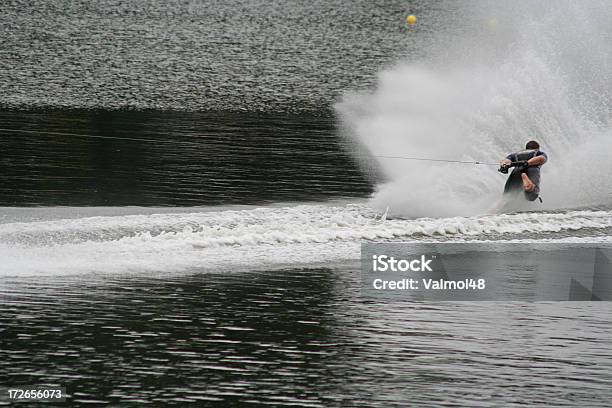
[0,110,372,206]
[2,265,612,406]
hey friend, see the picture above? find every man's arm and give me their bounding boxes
[500,153,515,167]
[527,154,547,166]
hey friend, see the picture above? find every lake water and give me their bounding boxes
[2,0,612,406]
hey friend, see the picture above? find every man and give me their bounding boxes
[499,140,548,202]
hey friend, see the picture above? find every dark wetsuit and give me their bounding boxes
[503,149,548,201]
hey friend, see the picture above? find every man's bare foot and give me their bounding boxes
[521,173,535,192]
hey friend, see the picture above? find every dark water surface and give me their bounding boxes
[0,110,372,206]
[3,0,612,406]
[2,265,612,406]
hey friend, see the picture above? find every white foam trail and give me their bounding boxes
[1,205,611,276]
[336,1,612,217]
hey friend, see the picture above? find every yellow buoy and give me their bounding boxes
[406,14,417,25]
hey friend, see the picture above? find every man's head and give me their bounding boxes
[526,140,540,150]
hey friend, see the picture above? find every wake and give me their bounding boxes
[1,204,612,276]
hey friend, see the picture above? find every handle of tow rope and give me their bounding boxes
[498,161,529,174]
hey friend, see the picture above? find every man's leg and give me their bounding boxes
[521,169,540,201]
[521,173,535,192]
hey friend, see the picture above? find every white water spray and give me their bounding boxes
[337,1,612,217]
